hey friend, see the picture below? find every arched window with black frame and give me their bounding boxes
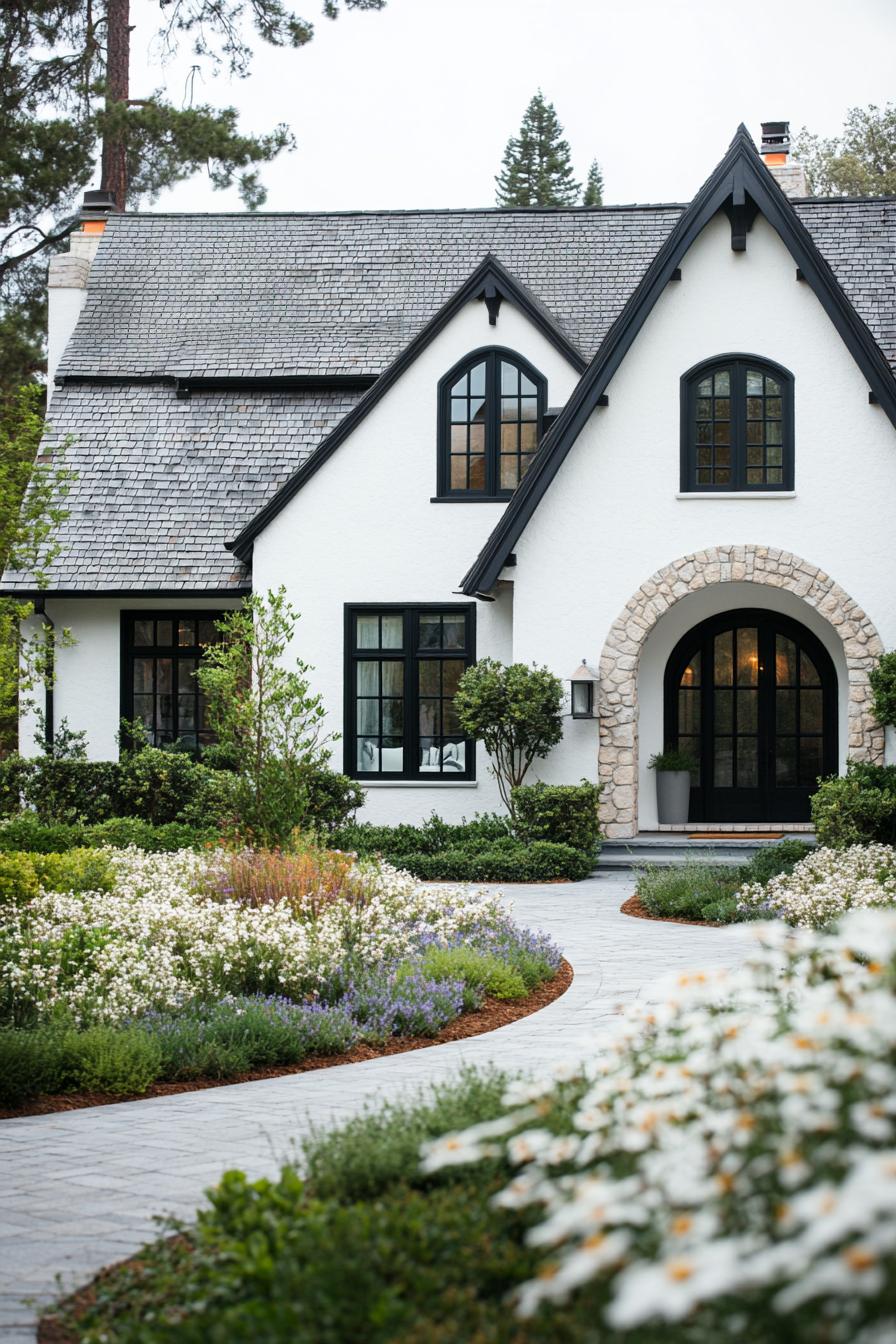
[681,355,794,492]
[438,348,547,498]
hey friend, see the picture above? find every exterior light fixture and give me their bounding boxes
[570,660,598,719]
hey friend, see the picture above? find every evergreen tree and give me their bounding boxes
[0,0,386,388]
[495,92,580,207]
[793,104,896,196]
[582,159,604,206]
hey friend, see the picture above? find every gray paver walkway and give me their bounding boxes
[0,873,752,1340]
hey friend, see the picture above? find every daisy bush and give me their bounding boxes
[422,910,896,1341]
[737,843,896,928]
[0,847,544,1030]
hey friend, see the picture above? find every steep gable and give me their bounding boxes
[460,127,896,598]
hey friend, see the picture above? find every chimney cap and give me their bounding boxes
[761,121,791,155]
[80,190,116,220]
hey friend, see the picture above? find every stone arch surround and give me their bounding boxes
[598,545,885,837]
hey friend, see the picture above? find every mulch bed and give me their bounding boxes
[1,959,573,1122]
[39,1239,190,1344]
[620,893,724,928]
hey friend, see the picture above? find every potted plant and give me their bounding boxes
[648,746,695,825]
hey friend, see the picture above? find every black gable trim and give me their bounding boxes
[460,125,896,598]
[228,255,587,561]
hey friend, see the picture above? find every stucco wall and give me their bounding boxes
[20,597,242,760]
[509,211,896,825]
[252,297,582,823]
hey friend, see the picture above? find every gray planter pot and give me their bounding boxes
[655,770,692,825]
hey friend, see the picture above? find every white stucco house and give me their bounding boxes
[6,122,896,838]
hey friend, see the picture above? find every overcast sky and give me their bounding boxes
[129,0,896,212]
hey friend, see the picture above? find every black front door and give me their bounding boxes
[664,610,838,822]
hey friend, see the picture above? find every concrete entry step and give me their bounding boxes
[597,830,816,871]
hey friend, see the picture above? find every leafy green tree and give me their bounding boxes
[495,92,580,207]
[453,659,564,819]
[582,158,604,206]
[0,385,75,747]
[196,588,333,846]
[0,0,386,387]
[793,104,896,196]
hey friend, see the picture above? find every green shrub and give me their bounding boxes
[302,1068,510,1202]
[86,817,218,852]
[31,848,114,893]
[332,812,510,859]
[636,862,742,922]
[811,763,896,848]
[300,767,365,834]
[415,945,527,1006]
[0,815,216,854]
[0,851,39,906]
[115,747,222,826]
[61,1025,163,1095]
[648,746,697,772]
[511,779,602,854]
[870,650,896,728]
[0,1026,67,1105]
[0,815,84,853]
[740,838,814,885]
[389,839,592,882]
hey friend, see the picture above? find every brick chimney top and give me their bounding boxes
[79,189,116,235]
[759,119,809,198]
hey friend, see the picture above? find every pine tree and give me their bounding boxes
[0,0,386,388]
[582,159,604,207]
[495,92,581,207]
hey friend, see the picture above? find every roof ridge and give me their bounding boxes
[110,203,690,220]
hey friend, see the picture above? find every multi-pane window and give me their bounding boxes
[683,358,793,492]
[439,349,545,497]
[123,613,223,749]
[347,606,474,779]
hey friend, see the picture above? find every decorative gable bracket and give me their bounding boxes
[722,165,760,251]
[479,282,502,326]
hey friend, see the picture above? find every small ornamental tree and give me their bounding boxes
[453,658,564,820]
[196,587,332,846]
[870,651,896,730]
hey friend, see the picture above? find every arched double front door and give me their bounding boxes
[664,610,838,822]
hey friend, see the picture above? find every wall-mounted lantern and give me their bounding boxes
[569,660,598,719]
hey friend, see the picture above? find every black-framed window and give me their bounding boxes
[345,605,476,779]
[437,348,546,498]
[681,356,794,492]
[121,612,224,749]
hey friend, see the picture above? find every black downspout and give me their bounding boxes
[32,597,54,749]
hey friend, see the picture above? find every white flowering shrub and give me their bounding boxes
[0,848,506,1027]
[422,910,896,1340]
[737,843,896,928]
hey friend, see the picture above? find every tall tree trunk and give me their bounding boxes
[100,0,130,210]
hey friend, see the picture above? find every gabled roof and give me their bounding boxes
[228,255,586,561]
[460,126,896,598]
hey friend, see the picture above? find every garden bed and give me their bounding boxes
[620,892,724,927]
[1,958,572,1120]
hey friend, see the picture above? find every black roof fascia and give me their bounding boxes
[54,373,377,393]
[0,586,250,599]
[228,254,587,562]
[460,125,896,597]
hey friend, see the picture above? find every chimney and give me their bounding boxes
[760,120,809,199]
[47,190,115,394]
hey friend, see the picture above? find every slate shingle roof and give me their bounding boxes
[8,197,896,593]
[2,385,363,591]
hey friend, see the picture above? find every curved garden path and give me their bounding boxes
[0,873,753,1341]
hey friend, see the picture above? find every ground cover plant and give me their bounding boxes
[634,838,813,923]
[332,781,602,883]
[47,911,896,1343]
[736,842,896,927]
[0,846,562,1107]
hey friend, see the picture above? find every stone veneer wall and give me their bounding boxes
[598,545,885,838]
